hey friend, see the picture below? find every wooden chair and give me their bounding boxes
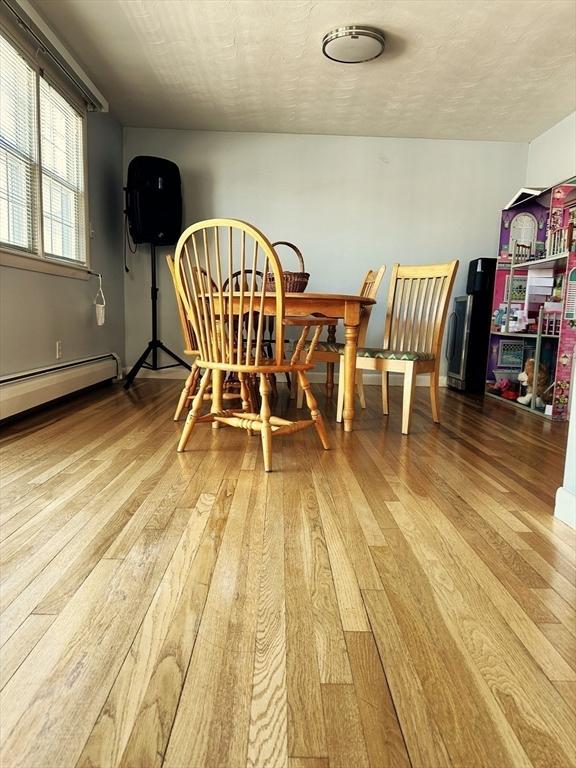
[167,256,259,419]
[336,261,458,434]
[295,266,386,409]
[166,254,201,421]
[173,218,331,471]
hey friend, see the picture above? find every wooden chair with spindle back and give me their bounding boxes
[167,256,261,419]
[166,254,201,420]
[222,269,273,358]
[295,266,386,409]
[173,218,331,471]
[336,261,458,434]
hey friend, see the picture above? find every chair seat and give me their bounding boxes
[308,341,435,361]
[194,358,314,373]
[305,340,344,353]
[356,348,435,361]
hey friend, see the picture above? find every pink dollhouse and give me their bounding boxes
[486,177,576,420]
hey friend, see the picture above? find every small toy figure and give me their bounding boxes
[488,377,518,399]
[517,359,549,407]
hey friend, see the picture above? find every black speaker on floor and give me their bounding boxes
[125,156,182,246]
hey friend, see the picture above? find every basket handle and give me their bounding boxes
[272,241,305,273]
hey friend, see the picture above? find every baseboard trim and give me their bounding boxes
[125,366,447,388]
[554,487,576,529]
[1,354,120,419]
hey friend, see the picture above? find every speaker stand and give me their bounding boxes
[124,243,191,389]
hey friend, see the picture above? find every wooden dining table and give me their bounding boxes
[200,290,375,431]
[263,292,375,432]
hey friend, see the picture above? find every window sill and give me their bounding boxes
[0,248,89,280]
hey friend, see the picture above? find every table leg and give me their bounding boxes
[342,324,358,432]
[211,368,224,429]
[326,324,337,398]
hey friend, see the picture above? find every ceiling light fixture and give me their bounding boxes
[322,26,386,64]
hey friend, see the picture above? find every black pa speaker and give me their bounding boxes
[125,156,182,245]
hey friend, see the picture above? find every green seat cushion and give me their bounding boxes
[304,340,434,361]
[355,348,435,361]
[310,341,345,353]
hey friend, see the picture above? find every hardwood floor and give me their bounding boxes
[0,379,574,768]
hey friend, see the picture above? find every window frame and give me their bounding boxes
[0,27,90,280]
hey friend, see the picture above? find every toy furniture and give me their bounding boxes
[336,261,459,434]
[486,177,576,420]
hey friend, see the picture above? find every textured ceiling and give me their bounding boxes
[30,0,576,141]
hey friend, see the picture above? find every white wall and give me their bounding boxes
[555,362,576,528]
[124,129,527,372]
[526,112,576,188]
[0,113,125,376]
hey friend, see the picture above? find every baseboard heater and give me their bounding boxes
[0,353,121,420]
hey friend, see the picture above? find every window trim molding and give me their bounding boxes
[0,245,89,279]
[1,0,107,112]
[1,24,92,276]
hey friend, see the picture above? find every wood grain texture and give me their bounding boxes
[345,631,411,768]
[0,613,55,690]
[321,684,370,768]
[0,379,573,768]
[284,444,327,759]
[247,468,288,768]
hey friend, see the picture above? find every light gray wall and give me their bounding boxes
[526,112,576,188]
[0,112,125,377]
[123,129,528,371]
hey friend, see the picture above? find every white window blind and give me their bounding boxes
[0,32,38,252]
[0,30,87,265]
[40,78,85,262]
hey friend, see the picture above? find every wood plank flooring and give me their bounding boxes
[0,379,574,768]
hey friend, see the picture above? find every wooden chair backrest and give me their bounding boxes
[358,266,386,346]
[166,254,198,354]
[383,261,459,356]
[174,219,285,367]
[222,269,264,292]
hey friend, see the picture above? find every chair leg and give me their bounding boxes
[381,372,389,415]
[296,377,304,409]
[269,373,278,401]
[210,369,224,429]
[326,362,335,398]
[430,367,441,424]
[259,374,273,472]
[174,363,200,421]
[247,374,260,412]
[177,369,212,452]
[298,371,330,450]
[239,372,253,436]
[336,369,344,423]
[239,372,251,413]
[357,370,366,409]
[401,363,416,435]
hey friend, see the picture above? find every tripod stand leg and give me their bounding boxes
[124,342,154,389]
[124,245,191,390]
[157,341,191,371]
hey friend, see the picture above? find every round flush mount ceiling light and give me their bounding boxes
[322,26,386,63]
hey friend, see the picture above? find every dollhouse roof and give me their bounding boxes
[505,177,576,210]
[505,188,547,209]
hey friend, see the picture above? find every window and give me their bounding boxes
[509,212,537,257]
[0,31,86,266]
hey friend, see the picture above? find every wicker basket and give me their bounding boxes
[266,241,309,293]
